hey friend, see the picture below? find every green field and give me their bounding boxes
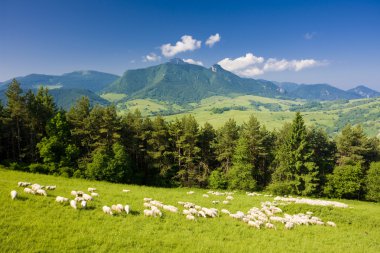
[101,94,380,136]
[1,169,379,252]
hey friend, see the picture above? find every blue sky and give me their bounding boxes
[1,0,379,90]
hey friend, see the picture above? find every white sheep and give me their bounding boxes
[202,194,209,198]
[285,222,294,230]
[18,182,31,187]
[124,205,130,214]
[326,221,336,227]
[116,204,124,212]
[212,200,220,204]
[70,200,77,209]
[24,188,35,194]
[122,189,130,193]
[31,184,42,191]
[222,200,229,205]
[186,214,195,221]
[187,191,194,195]
[71,191,77,196]
[226,195,234,200]
[143,197,152,202]
[144,209,153,217]
[248,220,261,229]
[103,206,113,215]
[36,189,47,196]
[82,194,93,201]
[221,209,230,215]
[81,200,87,209]
[88,187,96,192]
[198,210,206,218]
[10,190,17,200]
[91,192,99,197]
[46,185,56,190]
[144,202,152,208]
[265,223,276,229]
[56,196,69,203]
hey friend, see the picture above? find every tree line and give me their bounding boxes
[0,79,379,201]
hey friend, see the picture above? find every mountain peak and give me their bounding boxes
[347,85,380,98]
[169,58,186,64]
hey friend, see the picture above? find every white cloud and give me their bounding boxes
[206,33,221,47]
[264,58,326,72]
[218,52,327,78]
[160,35,201,57]
[304,32,316,40]
[143,53,161,62]
[218,53,264,72]
[183,58,203,66]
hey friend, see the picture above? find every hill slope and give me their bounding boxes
[0,71,119,92]
[103,59,283,104]
[347,85,380,98]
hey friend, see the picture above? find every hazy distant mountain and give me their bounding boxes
[347,85,380,98]
[103,58,282,103]
[286,84,360,100]
[0,71,119,92]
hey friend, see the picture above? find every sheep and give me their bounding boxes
[187,191,194,195]
[144,209,153,217]
[189,208,198,215]
[10,190,17,200]
[222,200,229,205]
[248,220,261,229]
[36,189,47,196]
[186,214,195,221]
[221,209,230,215]
[143,197,152,202]
[151,206,162,217]
[183,209,191,215]
[122,189,130,193]
[18,182,31,187]
[194,205,201,210]
[144,202,152,208]
[265,223,276,229]
[198,210,206,218]
[285,222,294,230]
[70,200,77,209]
[202,194,209,198]
[24,188,35,194]
[56,196,69,203]
[71,191,77,196]
[75,197,84,202]
[326,221,336,227]
[81,200,87,209]
[212,200,220,204]
[82,194,93,201]
[45,185,56,190]
[103,206,113,215]
[88,187,96,192]
[163,205,178,213]
[31,184,42,191]
[116,204,124,212]
[124,205,130,214]
[111,205,121,213]
[91,192,99,197]
[226,195,234,200]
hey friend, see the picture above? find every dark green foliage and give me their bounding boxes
[0,80,379,201]
[365,162,380,202]
[324,164,364,199]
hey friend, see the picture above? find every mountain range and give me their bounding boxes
[0,59,379,109]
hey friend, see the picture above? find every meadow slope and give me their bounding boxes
[1,169,379,253]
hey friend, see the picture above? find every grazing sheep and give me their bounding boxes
[226,196,234,200]
[285,222,294,230]
[18,182,31,187]
[187,191,194,195]
[71,191,77,196]
[198,210,206,218]
[122,189,130,193]
[202,194,209,198]
[91,192,99,197]
[24,188,35,194]
[186,214,195,221]
[248,220,261,229]
[265,223,276,229]
[144,209,153,217]
[88,187,96,192]
[81,200,87,209]
[70,200,77,209]
[223,200,229,205]
[116,204,124,212]
[10,190,17,200]
[46,185,56,190]
[221,209,230,215]
[31,184,42,191]
[212,200,220,204]
[143,198,152,202]
[326,221,336,227]
[36,189,47,196]
[124,205,130,214]
[56,196,69,203]
[103,206,113,215]
[82,194,93,201]
[144,202,152,208]
[183,210,191,215]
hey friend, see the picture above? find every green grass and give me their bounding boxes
[100,93,128,102]
[1,169,379,252]
[112,95,380,136]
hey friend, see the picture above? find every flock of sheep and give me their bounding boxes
[10,182,340,231]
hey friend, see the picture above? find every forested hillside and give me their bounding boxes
[1,80,379,202]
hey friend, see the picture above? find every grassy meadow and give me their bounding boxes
[107,94,380,136]
[1,169,379,252]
